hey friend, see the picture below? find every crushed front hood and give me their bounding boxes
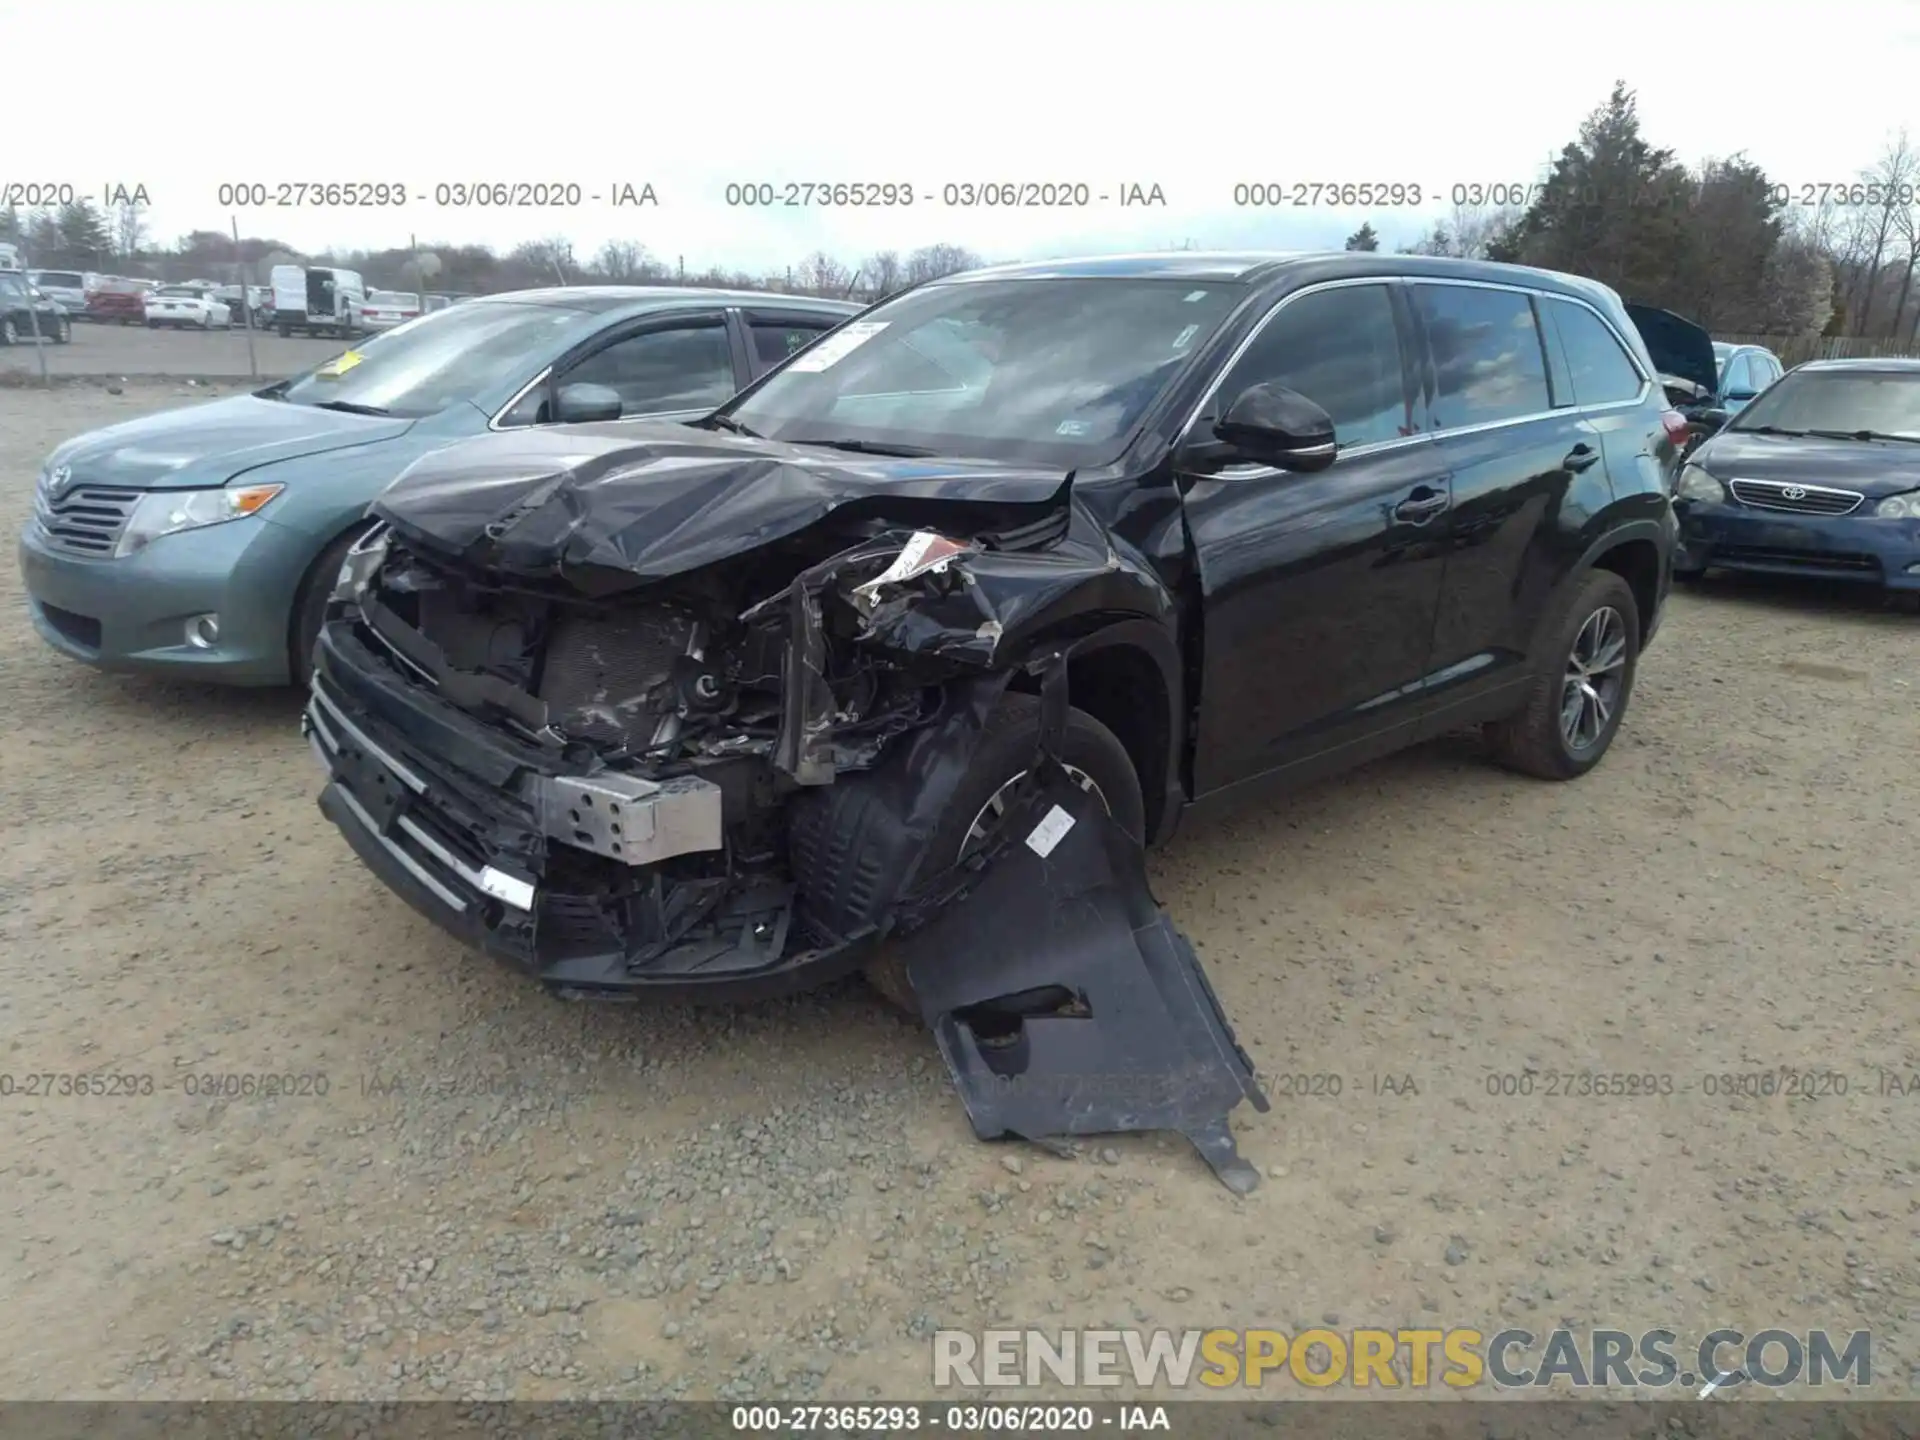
[372,423,1075,597]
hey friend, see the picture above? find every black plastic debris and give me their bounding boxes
[896,761,1269,1194]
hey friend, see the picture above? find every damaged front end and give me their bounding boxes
[307,425,1266,1187]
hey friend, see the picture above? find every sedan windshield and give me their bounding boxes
[1729,369,1920,440]
[276,300,586,419]
[720,278,1248,466]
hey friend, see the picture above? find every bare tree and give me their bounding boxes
[860,249,903,298]
[1756,233,1834,336]
[1401,202,1520,258]
[904,243,984,284]
[1886,194,1920,343]
[593,239,655,282]
[1849,131,1918,335]
[794,250,854,296]
[112,200,148,261]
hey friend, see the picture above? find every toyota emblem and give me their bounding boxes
[46,464,72,497]
[1780,485,1808,501]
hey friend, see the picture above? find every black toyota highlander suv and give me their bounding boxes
[304,253,1683,1182]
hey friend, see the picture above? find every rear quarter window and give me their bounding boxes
[1542,298,1645,406]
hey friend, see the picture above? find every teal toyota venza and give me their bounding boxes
[19,287,858,684]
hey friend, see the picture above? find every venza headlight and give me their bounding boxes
[1675,463,1726,504]
[114,484,284,558]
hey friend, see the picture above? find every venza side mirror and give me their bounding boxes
[1209,383,1338,472]
[553,382,624,424]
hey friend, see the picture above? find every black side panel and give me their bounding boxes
[895,762,1269,1193]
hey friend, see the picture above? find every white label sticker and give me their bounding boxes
[1183,290,1209,302]
[1024,804,1076,858]
[852,531,972,606]
[786,320,888,372]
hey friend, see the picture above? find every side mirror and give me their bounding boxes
[553,382,624,425]
[1209,383,1338,472]
[1696,407,1732,431]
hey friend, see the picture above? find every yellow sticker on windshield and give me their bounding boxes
[315,350,364,378]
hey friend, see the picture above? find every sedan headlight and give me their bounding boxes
[115,484,284,558]
[1873,490,1920,519]
[1675,464,1726,504]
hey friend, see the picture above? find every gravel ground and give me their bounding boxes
[3,381,1918,1404]
[1,322,345,381]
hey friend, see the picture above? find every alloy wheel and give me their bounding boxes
[1560,605,1628,752]
[961,764,1105,860]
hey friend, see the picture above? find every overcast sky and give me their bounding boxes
[18,0,1918,272]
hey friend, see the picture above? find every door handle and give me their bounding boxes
[1564,444,1600,473]
[1393,487,1449,524]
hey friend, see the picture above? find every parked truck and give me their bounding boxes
[269,264,366,338]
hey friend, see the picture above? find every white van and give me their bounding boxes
[269,264,367,338]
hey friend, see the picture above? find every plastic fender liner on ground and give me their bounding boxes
[895,760,1269,1194]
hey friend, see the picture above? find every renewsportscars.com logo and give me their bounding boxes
[932,1327,1872,1392]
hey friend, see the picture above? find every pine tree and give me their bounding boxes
[1344,223,1380,252]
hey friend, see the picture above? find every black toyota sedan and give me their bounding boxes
[1672,358,1920,608]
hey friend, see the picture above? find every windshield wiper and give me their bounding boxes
[804,438,939,458]
[1733,424,1807,437]
[1806,427,1920,444]
[308,399,391,416]
[701,413,761,438]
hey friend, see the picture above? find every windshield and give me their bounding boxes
[32,272,83,288]
[155,287,198,298]
[1728,369,1920,439]
[370,291,419,307]
[277,299,585,418]
[720,277,1248,466]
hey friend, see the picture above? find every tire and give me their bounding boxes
[147,319,159,328]
[278,323,291,338]
[1484,568,1640,781]
[794,693,1145,1016]
[54,317,70,344]
[1888,591,1920,616]
[290,525,372,688]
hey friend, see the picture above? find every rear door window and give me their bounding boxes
[1413,284,1552,429]
[1542,297,1644,406]
[749,316,843,373]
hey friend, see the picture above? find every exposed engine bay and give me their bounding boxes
[307,422,1266,1189]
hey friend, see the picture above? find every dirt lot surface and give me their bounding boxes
[1,322,342,381]
[3,381,1917,1406]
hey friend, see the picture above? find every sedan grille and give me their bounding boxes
[32,484,142,556]
[1728,478,1863,516]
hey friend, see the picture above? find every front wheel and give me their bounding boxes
[1485,569,1640,781]
[792,693,1145,1016]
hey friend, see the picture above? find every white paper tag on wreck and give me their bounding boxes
[1024,805,1076,858]
[786,320,888,372]
[852,530,972,607]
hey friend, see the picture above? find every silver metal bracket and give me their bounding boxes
[533,772,723,866]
